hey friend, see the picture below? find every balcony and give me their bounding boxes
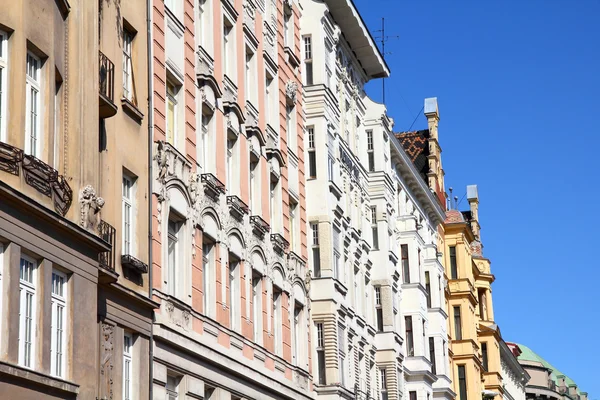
[98,220,118,283]
[0,141,23,175]
[250,215,269,238]
[22,154,58,197]
[99,51,117,118]
[201,173,226,199]
[121,254,149,274]
[227,195,249,220]
[270,233,289,254]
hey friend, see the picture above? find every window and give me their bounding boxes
[167,218,181,296]
[307,127,316,178]
[289,200,298,253]
[283,9,291,48]
[327,154,334,182]
[429,337,437,375]
[286,105,295,153]
[371,206,378,250]
[229,258,239,331]
[401,245,410,283]
[273,286,282,355]
[245,48,256,104]
[405,316,414,356]
[166,81,178,147]
[479,289,488,320]
[375,286,383,332]
[449,246,458,279]
[380,368,388,400]
[202,242,213,316]
[226,138,237,192]
[166,374,179,400]
[25,52,42,158]
[19,256,37,368]
[123,333,133,400]
[338,323,346,387]
[410,391,417,400]
[333,227,341,281]
[265,74,275,131]
[199,112,214,172]
[293,302,303,365]
[458,366,467,400]
[51,270,67,377]
[122,28,134,102]
[425,271,431,308]
[223,19,234,78]
[481,342,488,372]
[303,36,313,85]
[0,31,7,141]
[316,322,326,384]
[122,174,134,255]
[249,161,260,212]
[367,130,375,172]
[252,272,262,342]
[311,222,321,278]
[453,306,462,340]
[269,179,280,232]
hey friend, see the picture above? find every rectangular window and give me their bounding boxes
[286,105,295,153]
[265,75,273,129]
[303,36,313,85]
[223,19,234,78]
[458,366,467,400]
[122,28,134,102]
[0,31,7,141]
[371,206,378,250]
[410,391,417,400]
[283,11,291,48]
[289,200,298,253]
[25,52,42,158]
[375,286,383,332]
[450,246,458,279]
[293,302,303,365]
[51,270,66,377]
[327,155,334,181]
[229,259,239,331]
[333,227,341,281]
[253,273,262,342]
[202,242,212,316]
[123,333,133,400]
[380,368,388,400]
[249,161,258,212]
[401,245,410,283]
[19,256,37,368]
[454,306,462,340]
[338,323,345,387]
[405,316,414,356]
[311,222,321,278]
[273,287,282,355]
[166,81,178,147]
[367,130,375,172]
[307,127,316,178]
[316,322,326,384]
[425,271,431,308]
[166,374,179,400]
[429,337,437,375]
[482,342,488,372]
[167,218,180,296]
[122,174,134,256]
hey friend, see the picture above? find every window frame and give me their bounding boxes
[458,365,467,400]
[316,322,326,385]
[405,315,414,357]
[122,27,134,102]
[311,222,321,278]
[0,30,8,142]
[453,305,462,340]
[375,286,383,332]
[307,126,316,178]
[202,241,213,317]
[429,336,437,375]
[401,244,410,283]
[19,254,38,368]
[25,52,42,158]
[450,245,458,279]
[367,130,375,172]
[371,206,378,250]
[123,332,133,400]
[122,174,134,256]
[167,217,181,297]
[303,35,313,85]
[50,269,67,378]
[166,80,179,147]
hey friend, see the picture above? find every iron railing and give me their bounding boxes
[0,141,23,175]
[227,195,250,217]
[121,254,149,274]
[22,154,59,197]
[201,172,226,197]
[250,215,270,237]
[271,233,289,253]
[99,51,115,103]
[98,220,116,271]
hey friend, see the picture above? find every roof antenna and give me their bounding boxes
[448,187,454,209]
[373,17,399,103]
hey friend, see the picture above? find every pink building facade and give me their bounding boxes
[151,0,312,398]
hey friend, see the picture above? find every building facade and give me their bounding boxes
[150,0,312,399]
[0,0,154,398]
[393,99,454,400]
[500,341,529,400]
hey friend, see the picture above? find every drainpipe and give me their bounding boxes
[146,0,154,397]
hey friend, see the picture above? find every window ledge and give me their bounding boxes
[284,46,300,68]
[121,97,144,124]
[0,360,79,394]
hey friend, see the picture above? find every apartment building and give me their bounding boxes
[500,341,529,400]
[0,0,153,398]
[300,0,400,399]
[150,0,311,399]
[394,99,454,400]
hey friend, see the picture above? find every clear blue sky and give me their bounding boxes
[357,0,600,397]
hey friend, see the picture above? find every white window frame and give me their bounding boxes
[122,174,134,256]
[167,217,181,296]
[19,255,37,368]
[198,0,213,53]
[303,35,312,85]
[229,259,239,331]
[202,242,213,317]
[166,80,178,148]
[222,16,235,80]
[122,28,134,102]
[51,269,67,377]
[25,52,42,158]
[273,286,282,355]
[0,31,8,142]
[252,272,262,343]
[123,332,133,400]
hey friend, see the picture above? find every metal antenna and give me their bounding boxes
[373,17,399,103]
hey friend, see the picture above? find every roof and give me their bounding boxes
[326,0,390,79]
[514,343,583,396]
[395,129,430,183]
[445,210,465,224]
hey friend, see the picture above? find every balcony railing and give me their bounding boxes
[98,220,116,272]
[0,141,23,175]
[22,154,58,197]
[250,215,269,238]
[271,233,289,254]
[99,51,117,118]
[51,175,73,217]
[227,195,249,219]
[121,254,149,274]
[201,173,226,199]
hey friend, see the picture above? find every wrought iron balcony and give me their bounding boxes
[0,141,23,175]
[200,173,226,199]
[270,233,289,254]
[98,220,116,273]
[51,175,73,217]
[250,215,269,238]
[121,254,149,274]
[99,51,117,118]
[227,195,249,219]
[22,154,59,197]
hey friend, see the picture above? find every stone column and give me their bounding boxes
[1,242,21,363]
[38,258,53,373]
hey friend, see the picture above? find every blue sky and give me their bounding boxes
[357,0,600,397]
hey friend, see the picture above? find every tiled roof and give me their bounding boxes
[395,130,430,181]
[444,209,465,223]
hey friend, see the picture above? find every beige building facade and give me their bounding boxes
[0,0,154,398]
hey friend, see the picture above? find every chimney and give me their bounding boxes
[467,185,480,239]
[424,97,446,209]
[580,392,588,400]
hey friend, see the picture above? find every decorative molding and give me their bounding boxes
[79,185,104,233]
[285,80,298,104]
[99,323,115,400]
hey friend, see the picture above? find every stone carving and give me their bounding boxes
[165,301,175,314]
[285,80,298,104]
[80,185,104,232]
[155,141,169,184]
[99,323,115,400]
[332,25,341,46]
